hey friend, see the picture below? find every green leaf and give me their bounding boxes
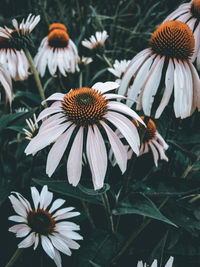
[78,183,110,196]
[0,112,28,133]
[113,193,177,227]
[76,229,124,267]
[33,179,102,205]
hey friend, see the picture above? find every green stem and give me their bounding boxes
[102,192,115,233]
[111,196,169,265]
[79,72,83,88]
[102,54,112,67]
[24,48,47,106]
[81,200,96,229]
[5,248,24,267]
[181,153,200,179]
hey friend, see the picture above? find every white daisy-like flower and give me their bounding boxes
[81,30,108,50]
[8,185,82,267]
[14,107,29,113]
[25,81,144,190]
[108,59,131,79]
[0,63,12,104]
[79,56,93,65]
[137,256,174,267]
[23,114,39,140]
[164,0,200,68]
[34,23,79,77]
[110,116,168,167]
[108,59,131,87]
[0,14,40,81]
[118,20,200,119]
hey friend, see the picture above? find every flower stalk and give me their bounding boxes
[5,248,24,267]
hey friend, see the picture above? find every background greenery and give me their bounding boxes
[1,0,200,266]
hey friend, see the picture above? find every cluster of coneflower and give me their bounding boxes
[2,1,200,266]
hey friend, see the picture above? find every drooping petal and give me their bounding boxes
[41,236,55,259]
[18,232,36,248]
[92,81,119,94]
[46,124,75,177]
[67,127,84,186]
[155,58,174,118]
[101,121,127,173]
[86,125,108,190]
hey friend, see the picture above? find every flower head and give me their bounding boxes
[119,20,200,119]
[81,31,108,50]
[164,0,200,67]
[8,185,82,267]
[133,116,168,166]
[25,81,144,190]
[23,114,39,140]
[78,56,93,66]
[0,14,40,80]
[34,22,79,77]
[137,256,174,267]
[108,59,131,79]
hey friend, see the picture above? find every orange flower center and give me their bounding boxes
[49,23,67,32]
[27,209,55,235]
[62,88,108,126]
[191,0,200,18]
[133,116,156,142]
[149,21,194,60]
[48,29,69,48]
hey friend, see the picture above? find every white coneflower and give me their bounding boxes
[25,81,144,190]
[108,59,131,86]
[119,21,200,119]
[137,256,174,267]
[0,14,40,81]
[81,31,108,50]
[164,0,200,68]
[110,116,168,167]
[23,114,39,140]
[8,185,82,267]
[34,23,79,77]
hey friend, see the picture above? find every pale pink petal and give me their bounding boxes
[119,49,151,96]
[151,259,158,267]
[42,93,65,105]
[188,61,200,112]
[104,93,126,100]
[53,207,74,217]
[34,233,39,250]
[152,139,168,161]
[18,232,36,248]
[92,81,119,93]
[49,198,66,213]
[127,55,154,107]
[31,187,40,210]
[9,224,28,233]
[49,235,72,256]
[149,142,159,167]
[39,185,53,209]
[173,59,184,118]
[67,127,84,186]
[155,58,174,118]
[53,248,62,267]
[11,192,31,212]
[56,221,80,231]
[8,215,26,223]
[164,4,190,21]
[16,225,31,238]
[156,132,169,150]
[36,106,62,122]
[192,24,200,61]
[101,121,127,173]
[165,256,174,267]
[41,235,55,259]
[106,111,140,155]
[142,56,165,116]
[60,231,83,240]
[25,122,70,156]
[9,195,27,217]
[54,212,80,221]
[137,261,144,267]
[107,101,145,125]
[86,125,107,190]
[46,124,75,177]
